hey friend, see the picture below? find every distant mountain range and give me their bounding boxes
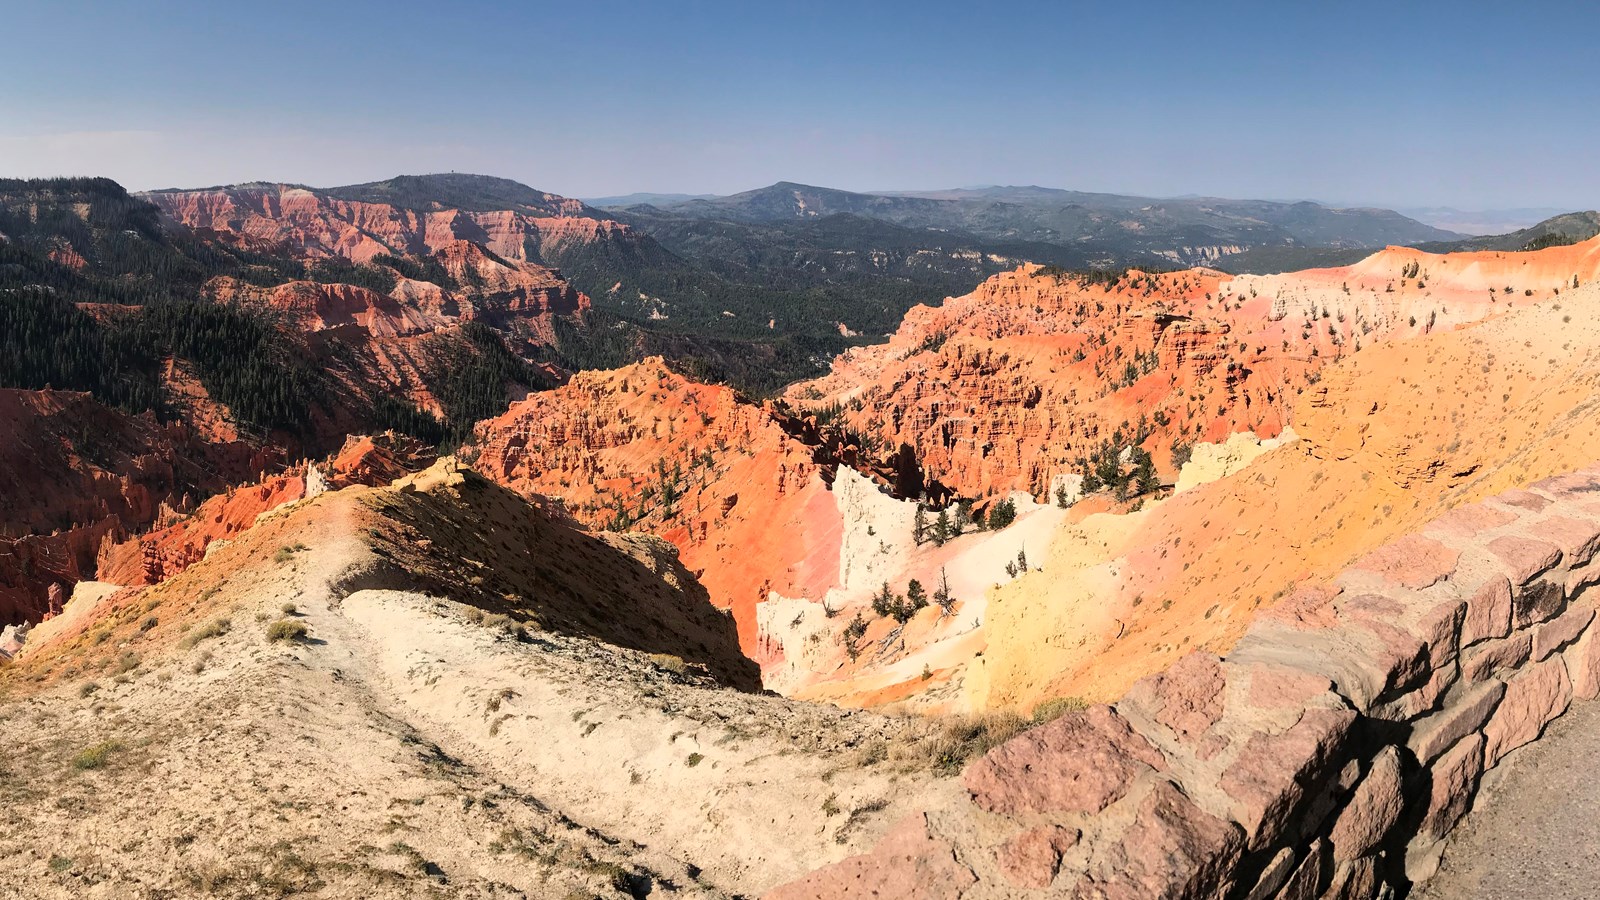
[1215,210,1600,274]
[581,191,720,207]
[1397,206,1573,235]
[604,182,1462,270]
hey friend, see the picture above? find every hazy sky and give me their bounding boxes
[2,0,1596,209]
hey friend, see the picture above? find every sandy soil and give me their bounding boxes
[0,462,963,898]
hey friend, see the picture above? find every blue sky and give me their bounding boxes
[1,0,1596,208]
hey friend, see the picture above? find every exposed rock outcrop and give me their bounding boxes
[790,236,1600,502]
[0,388,272,625]
[96,433,433,588]
[472,359,838,652]
[771,463,1600,897]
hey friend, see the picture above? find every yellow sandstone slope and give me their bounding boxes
[971,279,1600,711]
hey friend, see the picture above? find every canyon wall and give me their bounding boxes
[771,464,1600,898]
[471,359,840,651]
[0,388,276,625]
[791,236,1600,501]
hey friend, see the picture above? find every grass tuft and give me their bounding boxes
[71,740,125,770]
[180,618,231,649]
[266,619,310,643]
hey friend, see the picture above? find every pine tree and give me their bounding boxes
[1134,448,1159,496]
[905,579,928,614]
[989,498,1017,530]
[934,568,955,616]
[933,509,952,545]
[871,582,896,618]
[843,612,867,661]
[913,504,928,545]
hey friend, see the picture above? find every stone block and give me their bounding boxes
[1274,840,1328,900]
[1085,779,1245,900]
[1406,679,1504,765]
[1460,631,1531,683]
[1243,847,1297,900]
[1562,618,1600,700]
[1417,732,1485,842]
[1532,516,1600,569]
[1320,855,1379,900]
[1487,535,1562,586]
[964,704,1165,816]
[1328,747,1404,862]
[997,825,1078,890]
[1459,575,1512,646]
[1532,604,1594,661]
[1482,656,1572,766]
[1219,707,1355,849]
[1350,534,1459,590]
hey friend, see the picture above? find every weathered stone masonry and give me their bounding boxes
[771,464,1600,899]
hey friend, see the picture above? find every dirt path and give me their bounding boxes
[1417,698,1600,899]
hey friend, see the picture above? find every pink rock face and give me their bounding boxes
[1461,632,1533,683]
[1460,575,1513,645]
[1122,652,1227,743]
[1244,663,1337,710]
[1347,613,1434,703]
[1273,840,1328,900]
[997,825,1079,889]
[1227,616,1422,713]
[1418,732,1485,841]
[1370,657,1458,723]
[1533,605,1594,661]
[1327,747,1403,862]
[763,813,976,900]
[1350,534,1460,590]
[1482,655,1573,766]
[1535,515,1600,569]
[1570,558,1600,596]
[1406,678,1503,766]
[1562,620,1600,701]
[1322,856,1379,900]
[964,705,1166,816]
[1218,706,1355,848]
[1083,780,1245,900]
[1488,535,1563,585]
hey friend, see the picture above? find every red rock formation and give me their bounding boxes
[149,183,594,347]
[472,359,842,652]
[0,388,273,624]
[96,474,308,586]
[147,184,603,265]
[789,236,1600,501]
[207,278,446,338]
[95,433,433,588]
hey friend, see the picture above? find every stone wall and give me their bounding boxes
[770,465,1600,899]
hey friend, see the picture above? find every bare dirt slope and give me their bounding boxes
[0,461,963,898]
